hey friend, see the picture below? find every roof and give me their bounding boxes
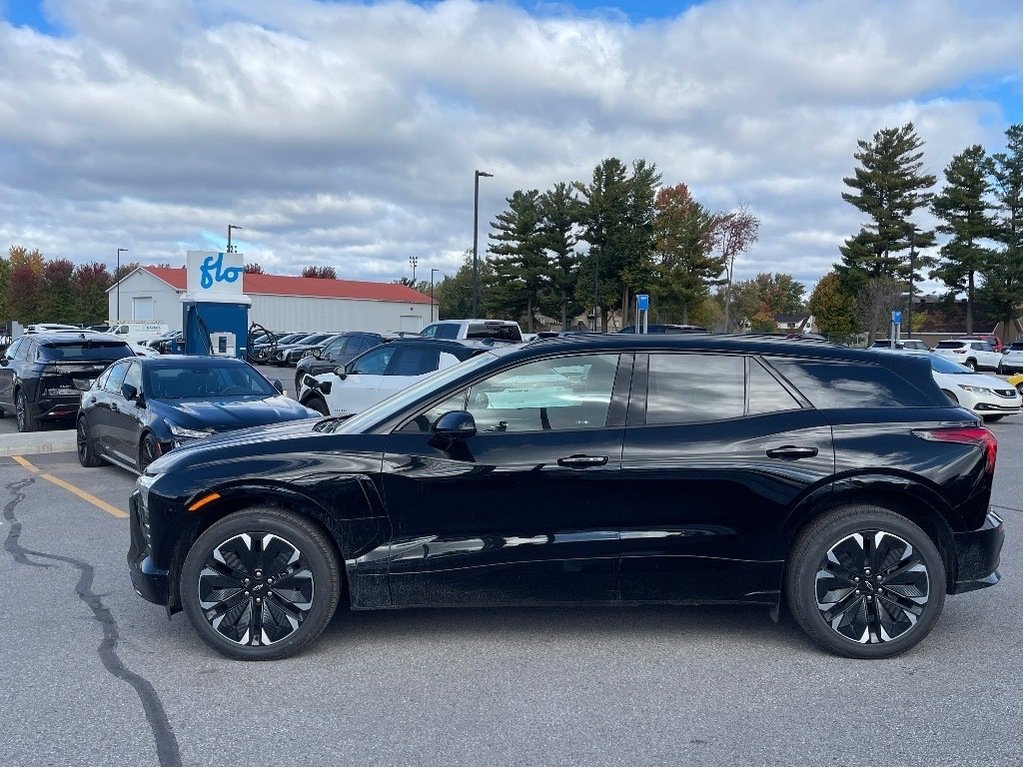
[128,267,433,305]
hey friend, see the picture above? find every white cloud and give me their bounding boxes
[0,0,1019,297]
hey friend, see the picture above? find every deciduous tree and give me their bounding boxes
[302,265,337,279]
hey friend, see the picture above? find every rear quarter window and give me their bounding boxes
[769,359,935,408]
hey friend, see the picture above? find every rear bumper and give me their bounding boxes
[31,394,81,421]
[950,511,1005,594]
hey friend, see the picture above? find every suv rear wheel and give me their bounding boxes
[786,505,945,658]
[15,389,35,432]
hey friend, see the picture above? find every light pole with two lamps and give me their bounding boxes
[471,169,493,317]
[409,255,418,283]
[430,268,440,322]
[227,224,242,253]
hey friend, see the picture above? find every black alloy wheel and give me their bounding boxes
[180,508,340,660]
[77,416,104,467]
[786,505,945,658]
[15,390,35,433]
[137,433,163,472]
[965,359,977,371]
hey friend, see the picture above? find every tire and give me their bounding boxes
[15,389,35,433]
[137,433,163,472]
[304,395,330,416]
[941,389,959,406]
[77,416,104,467]
[180,507,341,660]
[964,359,977,372]
[785,505,946,659]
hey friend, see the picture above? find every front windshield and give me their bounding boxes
[146,363,277,399]
[336,351,502,433]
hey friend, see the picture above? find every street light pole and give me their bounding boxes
[907,225,917,337]
[116,247,127,322]
[409,255,418,283]
[472,170,493,318]
[430,268,439,322]
[227,224,242,254]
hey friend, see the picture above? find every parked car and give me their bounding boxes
[109,322,170,346]
[419,319,523,343]
[885,350,1022,423]
[296,338,483,416]
[146,330,183,355]
[77,356,318,473]
[248,332,309,364]
[998,340,1022,375]
[129,335,1003,660]
[0,332,135,432]
[293,331,385,394]
[1008,372,1023,394]
[871,338,928,351]
[271,333,337,366]
[932,339,1003,371]
[965,333,1004,352]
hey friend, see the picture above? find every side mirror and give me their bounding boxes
[335,365,349,380]
[273,379,284,394]
[433,410,477,439]
[121,383,138,401]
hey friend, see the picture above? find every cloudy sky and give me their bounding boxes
[0,0,1020,295]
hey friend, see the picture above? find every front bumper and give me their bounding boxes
[127,490,169,605]
[950,510,1005,594]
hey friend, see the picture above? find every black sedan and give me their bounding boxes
[129,335,1004,661]
[78,356,318,473]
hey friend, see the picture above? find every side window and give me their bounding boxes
[419,325,437,339]
[434,324,459,340]
[387,347,440,376]
[748,359,802,415]
[348,346,396,376]
[5,338,23,360]
[646,354,744,424]
[123,362,142,394]
[104,361,131,393]
[95,366,112,392]
[771,359,932,408]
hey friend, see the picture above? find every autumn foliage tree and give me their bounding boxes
[302,265,337,279]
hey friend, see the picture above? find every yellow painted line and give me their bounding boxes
[11,455,127,519]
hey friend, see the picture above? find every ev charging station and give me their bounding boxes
[181,250,250,358]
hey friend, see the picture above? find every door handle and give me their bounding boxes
[557,454,609,468]
[766,445,818,459]
[110,403,120,413]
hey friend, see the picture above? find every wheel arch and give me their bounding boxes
[777,474,960,594]
[165,481,385,614]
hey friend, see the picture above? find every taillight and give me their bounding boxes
[914,426,997,474]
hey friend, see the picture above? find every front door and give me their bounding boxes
[381,352,630,606]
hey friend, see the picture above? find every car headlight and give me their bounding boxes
[136,472,163,542]
[958,384,991,393]
[168,422,214,439]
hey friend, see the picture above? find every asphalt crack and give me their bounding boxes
[3,478,182,767]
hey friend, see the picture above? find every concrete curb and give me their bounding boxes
[0,429,77,457]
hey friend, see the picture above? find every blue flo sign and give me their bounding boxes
[186,250,244,297]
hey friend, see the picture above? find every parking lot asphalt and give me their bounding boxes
[0,397,1020,765]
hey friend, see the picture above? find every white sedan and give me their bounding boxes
[928,354,1022,422]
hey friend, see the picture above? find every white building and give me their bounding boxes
[109,267,436,334]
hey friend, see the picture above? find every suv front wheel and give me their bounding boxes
[786,505,946,658]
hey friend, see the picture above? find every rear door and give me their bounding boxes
[618,353,834,604]
[325,345,396,414]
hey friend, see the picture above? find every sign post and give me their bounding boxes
[635,294,649,334]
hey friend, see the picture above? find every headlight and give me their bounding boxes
[168,422,214,439]
[136,472,163,541]
[958,384,991,393]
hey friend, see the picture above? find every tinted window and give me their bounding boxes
[771,359,933,408]
[349,346,396,376]
[388,347,440,376]
[748,359,801,414]
[646,354,744,424]
[402,354,619,433]
[434,324,459,340]
[104,361,131,393]
[37,341,133,362]
[123,362,143,393]
[929,356,971,374]
[466,323,521,341]
[935,341,963,349]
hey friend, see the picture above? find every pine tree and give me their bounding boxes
[930,145,995,334]
[485,190,547,331]
[980,124,1023,332]
[537,182,581,330]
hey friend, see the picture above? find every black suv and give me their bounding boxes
[130,335,1003,660]
[292,331,385,394]
[0,332,134,432]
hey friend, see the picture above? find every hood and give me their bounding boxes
[151,395,318,432]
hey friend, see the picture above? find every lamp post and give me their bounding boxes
[907,225,917,337]
[409,255,419,283]
[227,224,242,254]
[471,170,493,317]
[430,268,440,322]
[116,248,127,322]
